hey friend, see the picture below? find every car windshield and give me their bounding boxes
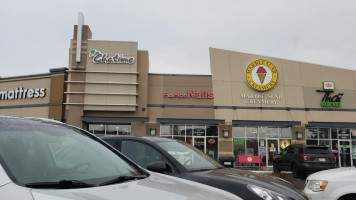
[156,140,222,171]
[0,118,143,187]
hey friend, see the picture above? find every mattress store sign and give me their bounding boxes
[316,81,343,107]
[88,49,135,64]
[246,59,278,92]
[0,87,46,101]
[163,89,214,99]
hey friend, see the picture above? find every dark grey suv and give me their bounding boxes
[273,144,336,178]
[101,135,309,200]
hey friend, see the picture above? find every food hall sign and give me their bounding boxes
[88,49,135,64]
[246,59,278,92]
[316,81,343,107]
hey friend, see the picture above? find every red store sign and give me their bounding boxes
[163,89,214,99]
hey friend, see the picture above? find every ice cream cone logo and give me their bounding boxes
[246,59,278,92]
[256,67,267,84]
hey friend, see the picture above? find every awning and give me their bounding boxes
[81,116,149,123]
[306,122,356,128]
[157,118,225,125]
[232,120,301,127]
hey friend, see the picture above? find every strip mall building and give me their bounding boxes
[1,20,356,168]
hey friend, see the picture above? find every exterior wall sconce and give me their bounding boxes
[150,128,156,136]
[297,131,303,140]
[223,129,229,138]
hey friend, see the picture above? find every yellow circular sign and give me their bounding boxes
[247,157,253,162]
[246,60,278,92]
[280,139,291,150]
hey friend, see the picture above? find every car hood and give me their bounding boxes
[183,168,307,200]
[30,172,241,200]
[307,167,356,180]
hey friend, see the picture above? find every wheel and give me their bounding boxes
[273,162,280,174]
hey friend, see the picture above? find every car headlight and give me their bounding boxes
[307,180,328,192]
[247,185,290,200]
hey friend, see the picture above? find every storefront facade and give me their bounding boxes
[0,68,67,121]
[209,48,356,167]
[2,19,356,168]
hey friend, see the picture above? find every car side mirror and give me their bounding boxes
[147,161,167,173]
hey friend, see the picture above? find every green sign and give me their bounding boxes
[233,138,245,145]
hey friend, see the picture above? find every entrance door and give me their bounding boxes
[193,137,205,153]
[267,140,278,166]
[339,140,352,167]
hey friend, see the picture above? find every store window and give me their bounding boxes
[307,127,356,167]
[160,124,219,161]
[233,126,292,167]
[232,127,245,138]
[88,124,130,135]
[88,124,105,135]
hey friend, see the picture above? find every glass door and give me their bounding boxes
[206,138,218,160]
[193,137,205,152]
[267,139,278,166]
[339,140,352,167]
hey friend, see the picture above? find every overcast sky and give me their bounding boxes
[1,0,355,77]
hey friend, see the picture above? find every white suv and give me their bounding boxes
[304,167,356,200]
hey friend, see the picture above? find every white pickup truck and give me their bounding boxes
[304,167,356,200]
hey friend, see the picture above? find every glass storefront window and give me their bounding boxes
[332,140,338,152]
[173,125,185,136]
[233,138,245,156]
[160,125,172,136]
[246,127,258,138]
[319,128,330,139]
[106,125,118,135]
[88,124,105,135]
[206,126,218,136]
[280,127,292,138]
[193,125,205,136]
[246,139,258,156]
[186,125,192,136]
[331,128,338,139]
[232,127,245,137]
[266,127,279,138]
[319,140,331,147]
[352,140,356,167]
[88,124,130,135]
[338,129,350,139]
[306,140,318,145]
[306,128,318,139]
[259,127,267,138]
[174,137,185,143]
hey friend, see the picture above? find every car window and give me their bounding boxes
[156,140,221,170]
[0,120,143,186]
[304,147,332,154]
[121,140,175,173]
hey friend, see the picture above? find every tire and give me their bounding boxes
[273,162,280,174]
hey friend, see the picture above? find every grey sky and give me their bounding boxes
[1,0,355,77]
